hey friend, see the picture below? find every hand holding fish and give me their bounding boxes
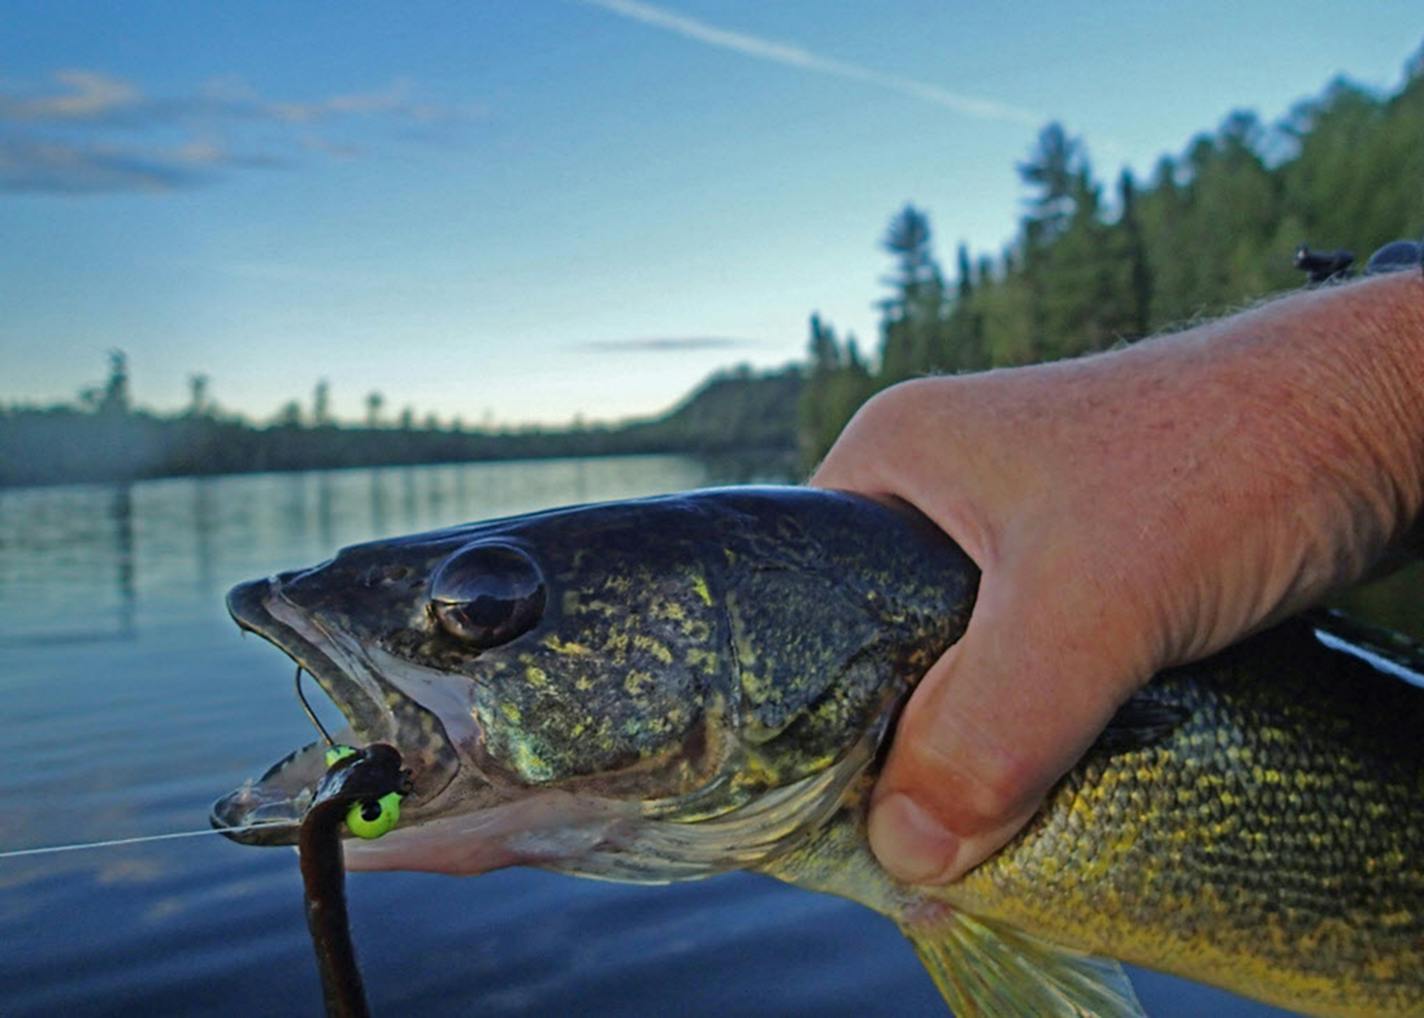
[812,270,1424,885]
[213,267,1424,1015]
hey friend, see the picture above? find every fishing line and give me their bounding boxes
[0,822,298,861]
[3,669,349,862]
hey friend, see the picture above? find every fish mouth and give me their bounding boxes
[209,573,888,878]
[228,574,391,740]
[211,574,458,846]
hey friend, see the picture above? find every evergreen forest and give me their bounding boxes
[800,56,1424,463]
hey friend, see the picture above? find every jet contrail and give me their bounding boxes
[580,0,1043,128]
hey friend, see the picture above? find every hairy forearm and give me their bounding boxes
[833,271,1424,667]
[1120,272,1424,655]
[1173,272,1424,543]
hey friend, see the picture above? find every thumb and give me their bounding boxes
[867,569,1143,885]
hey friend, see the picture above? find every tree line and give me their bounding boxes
[799,52,1424,464]
[0,356,801,487]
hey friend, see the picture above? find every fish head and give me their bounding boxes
[212,487,975,880]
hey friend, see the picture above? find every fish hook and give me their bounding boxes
[295,665,336,747]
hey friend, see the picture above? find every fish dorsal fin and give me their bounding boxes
[901,910,1146,1017]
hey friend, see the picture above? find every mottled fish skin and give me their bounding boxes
[216,487,975,842]
[762,618,1424,1017]
[954,626,1424,1016]
[217,486,1424,1017]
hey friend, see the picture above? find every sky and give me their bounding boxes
[2,2,1420,428]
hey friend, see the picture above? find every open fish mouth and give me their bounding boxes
[209,568,889,877]
[210,573,460,846]
[210,738,337,842]
[227,574,393,741]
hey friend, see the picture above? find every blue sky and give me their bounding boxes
[2,2,1420,427]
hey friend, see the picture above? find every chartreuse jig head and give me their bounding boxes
[321,746,410,842]
[296,666,408,841]
[345,791,402,839]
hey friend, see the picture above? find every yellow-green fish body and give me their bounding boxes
[765,616,1424,1016]
[214,486,1424,1017]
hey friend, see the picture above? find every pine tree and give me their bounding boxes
[878,205,946,381]
[1116,169,1152,340]
[313,379,332,427]
[797,59,1424,460]
[99,350,131,417]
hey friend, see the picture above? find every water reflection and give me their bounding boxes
[112,483,136,640]
[572,457,588,502]
[401,466,418,525]
[316,472,334,550]
[699,449,801,485]
[0,454,798,648]
[276,471,308,547]
[369,467,390,535]
[454,462,469,507]
[192,478,216,598]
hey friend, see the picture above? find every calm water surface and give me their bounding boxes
[0,456,1329,1016]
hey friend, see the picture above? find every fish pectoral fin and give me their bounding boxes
[900,911,1146,1018]
[1094,693,1188,754]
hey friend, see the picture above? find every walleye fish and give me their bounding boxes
[212,486,1424,1017]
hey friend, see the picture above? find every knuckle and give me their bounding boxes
[814,381,935,489]
[967,746,1044,822]
[852,379,934,435]
[891,707,1043,835]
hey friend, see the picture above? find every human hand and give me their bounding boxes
[810,272,1424,885]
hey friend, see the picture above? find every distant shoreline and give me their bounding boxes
[0,445,801,494]
[0,366,804,490]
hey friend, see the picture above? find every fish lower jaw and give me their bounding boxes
[344,735,882,883]
[341,790,634,875]
[211,737,345,842]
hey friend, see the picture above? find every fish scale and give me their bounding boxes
[765,616,1424,1017]
[942,630,1424,1015]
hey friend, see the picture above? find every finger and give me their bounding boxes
[868,572,1140,885]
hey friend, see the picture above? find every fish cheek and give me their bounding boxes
[471,629,717,788]
[725,569,893,786]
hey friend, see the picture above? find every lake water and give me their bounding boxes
[1,454,1374,1017]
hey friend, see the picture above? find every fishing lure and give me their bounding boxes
[298,741,410,1018]
[289,663,412,1015]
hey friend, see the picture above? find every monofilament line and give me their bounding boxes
[0,823,297,860]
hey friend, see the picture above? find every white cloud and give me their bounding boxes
[0,70,482,193]
[581,0,1042,127]
[0,135,283,193]
[574,336,762,353]
[0,138,191,192]
[264,78,454,125]
[0,69,141,121]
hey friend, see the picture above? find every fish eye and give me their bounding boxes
[429,542,546,649]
